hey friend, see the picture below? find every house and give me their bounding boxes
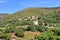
[46,24,54,28]
[42,23,53,28]
[33,20,39,25]
[24,18,28,21]
[32,16,36,19]
[42,23,47,26]
[18,18,22,21]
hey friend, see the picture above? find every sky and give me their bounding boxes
[0,0,60,14]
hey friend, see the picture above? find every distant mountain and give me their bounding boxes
[0,13,9,22]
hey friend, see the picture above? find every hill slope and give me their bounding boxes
[0,13,9,22]
[3,7,60,22]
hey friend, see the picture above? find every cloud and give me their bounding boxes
[0,0,6,3]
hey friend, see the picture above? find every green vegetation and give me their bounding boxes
[0,33,11,40]
[26,25,47,32]
[0,7,60,40]
[35,28,60,40]
[15,28,24,38]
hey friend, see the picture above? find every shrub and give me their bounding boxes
[35,28,60,40]
[0,33,10,40]
[26,25,37,32]
[36,25,47,32]
[15,28,24,38]
[5,26,16,33]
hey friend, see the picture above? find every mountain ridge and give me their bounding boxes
[1,7,60,22]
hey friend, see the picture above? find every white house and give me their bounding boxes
[24,19,28,21]
[33,20,39,25]
[18,18,22,21]
[32,16,36,19]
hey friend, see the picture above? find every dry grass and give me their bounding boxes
[16,25,29,29]
[24,31,40,40]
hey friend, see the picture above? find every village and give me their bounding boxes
[0,15,57,40]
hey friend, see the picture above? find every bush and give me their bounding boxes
[35,32,55,40]
[26,25,47,32]
[48,28,60,36]
[36,25,47,32]
[15,28,24,38]
[26,25,37,32]
[0,33,10,40]
[35,28,60,40]
[5,26,16,33]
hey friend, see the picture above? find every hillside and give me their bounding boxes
[2,7,60,22]
[0,13,9,22]
[0,7,60,40]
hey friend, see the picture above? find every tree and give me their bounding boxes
[0,33,10,40]
[5,26,16,33]
[35,28,60,40]
[36,25,47,32]
[26,25,37,32]
[15,28,24,38]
